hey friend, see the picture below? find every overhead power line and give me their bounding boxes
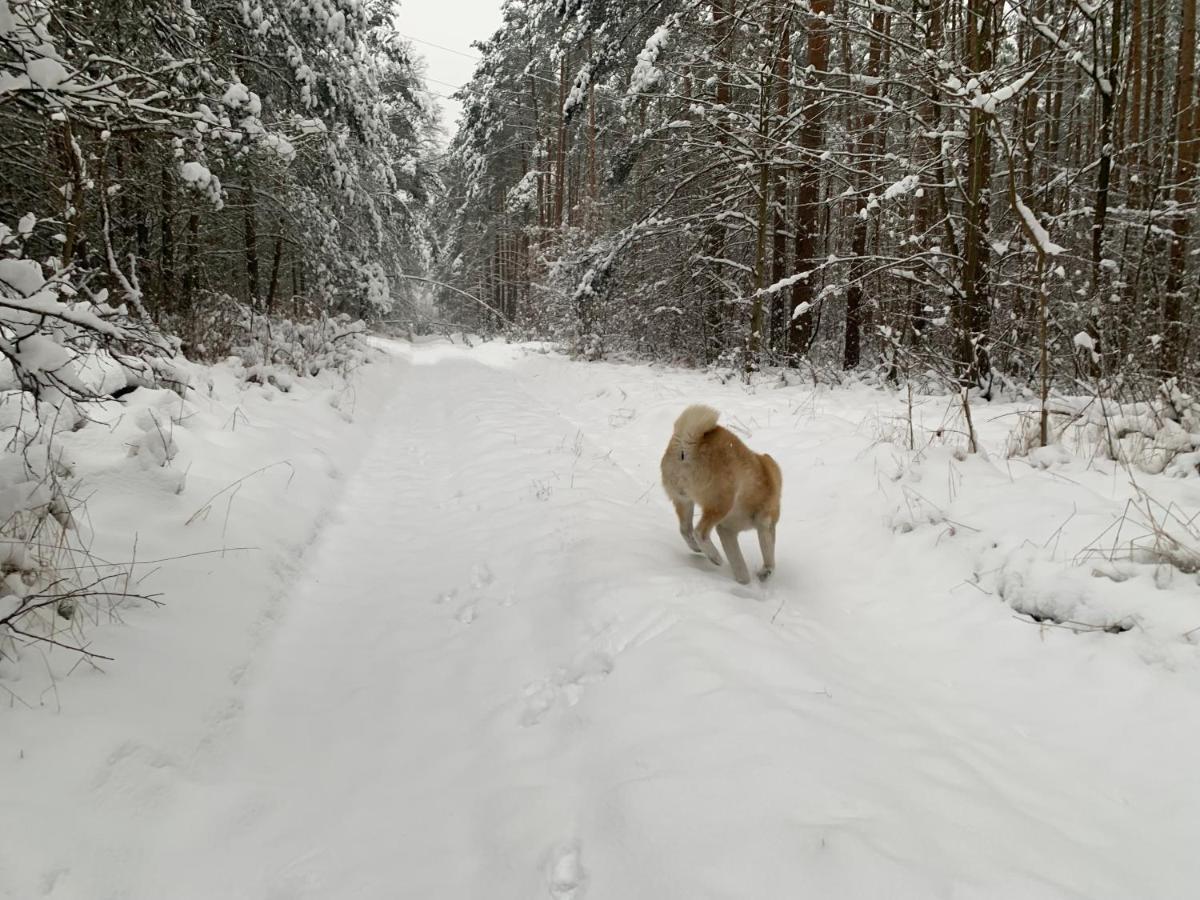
[400,31,562,90]
[398,33,482,61]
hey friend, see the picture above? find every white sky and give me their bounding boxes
[398,0,505,140]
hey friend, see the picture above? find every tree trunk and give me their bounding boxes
[243,183,260,306]
[911,0,946,348]
[1088,0,1123,368]
[787,0,833,358]
[266,223,284,316]
[555,55,567,230]
[1127,0,1144,192]
[843,9,887,371]
[160,166,175,312]
[769,4,792,352]
[182,211,200,311]
[748,159,771,370]
[1161,0,1198,376]
[587,38,597,231]
[701,0,736,363]
[957,0,994,382]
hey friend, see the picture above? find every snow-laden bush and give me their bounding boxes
[0,221,162,641]
[0,389,164,668]
[1007,381,1200,477]
[0,218,186,666]
[0,220,175,405]
[232,310,371,391]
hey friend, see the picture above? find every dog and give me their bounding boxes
[660,404,782,584]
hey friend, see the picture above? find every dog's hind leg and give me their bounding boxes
[756,521,776,581]
[672,499,702,553]
[696,504,730,567]
[717,525,751,584]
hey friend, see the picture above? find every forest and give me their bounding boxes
[1,0,437,401]
[438,0,1199,400]
[4,0,1197,398]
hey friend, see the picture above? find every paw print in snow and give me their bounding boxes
[471,563,493,589]
[548,843,586,899]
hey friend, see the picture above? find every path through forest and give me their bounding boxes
[51,340,1200,898]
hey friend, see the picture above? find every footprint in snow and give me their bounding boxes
[730,582,766,603]
[520,682,558,727]
[471,562,494,589]
[456,603,477,625]
[567,651,614,690]
[520,652,613,726]
[433,587,458,606]
[548,843,586,899]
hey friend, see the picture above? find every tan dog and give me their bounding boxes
[660,405,782,584]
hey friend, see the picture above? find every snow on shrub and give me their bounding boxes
[0,388,167,668]
[0,217,184,666]
[1007,380,1200,477]
[0,230,174,404]
[231,309,372,391]
[871,394,1200,643]
[983,517,1200,642]
[992,544,1136,634]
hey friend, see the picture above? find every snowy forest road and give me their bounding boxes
[86,341,1200,898]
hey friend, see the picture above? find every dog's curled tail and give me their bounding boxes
[673,404,720,448]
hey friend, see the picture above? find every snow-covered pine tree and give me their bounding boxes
[436,0,1200,400]
[1,0,439,383]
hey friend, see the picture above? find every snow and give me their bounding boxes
[4,338,1200,898]
[628,20,674,96]
[1015,196,1066,256]
[178,160,223,207]
[505,169,539,213]
[971,72,1034,114]
[1,343,399,895]
[0,257,124,338]
[0,256,44,296]
[25,56,69,91]
[221,81,261,117]
[1030,19,1111,95]
[294,116,327,135]
[882,173,920,201]
[563,64,591,118]
[1011,387,1200,479]
[0,0,16,35]
[260,132,295,161]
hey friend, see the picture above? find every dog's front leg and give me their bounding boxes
[717,525,752,584]
[673,500,702,553]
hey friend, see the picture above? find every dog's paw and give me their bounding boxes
[757,566,774,582]
[733,571,752,586]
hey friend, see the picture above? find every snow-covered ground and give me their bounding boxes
[4,337,1200,899]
